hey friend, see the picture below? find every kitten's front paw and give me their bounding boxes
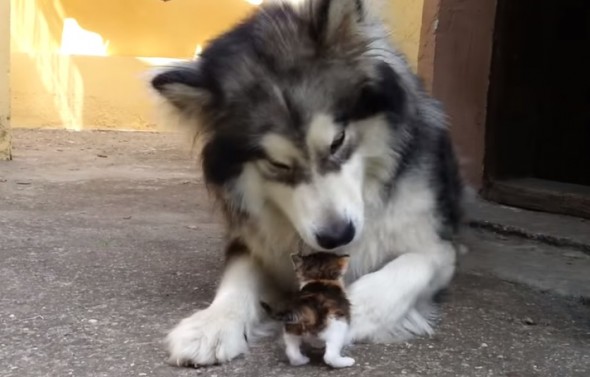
[288,354,310,366]
[325,356,355,368]
[166,305,249,367]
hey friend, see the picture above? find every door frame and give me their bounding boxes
[418,0,498,189]
[418,0,590,219]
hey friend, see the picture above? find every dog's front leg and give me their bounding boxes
[166,240,265,367]
[347,242,456,343]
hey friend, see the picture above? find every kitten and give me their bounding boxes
[262,252,355,368]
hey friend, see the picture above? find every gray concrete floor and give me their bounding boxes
[1,129,589,377]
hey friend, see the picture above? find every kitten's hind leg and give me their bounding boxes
[283,332,309,366]
[320,318,355,368]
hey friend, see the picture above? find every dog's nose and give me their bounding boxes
[315,221,355,250]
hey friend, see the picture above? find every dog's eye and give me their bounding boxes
[268,160,291,171]
[330,130,346,154]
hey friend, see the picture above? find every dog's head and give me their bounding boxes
[151,0,410,251]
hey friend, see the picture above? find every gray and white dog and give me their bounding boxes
[150,0,463,367]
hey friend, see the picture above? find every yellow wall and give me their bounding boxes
[11,0,256,58]
[1,0,11,158]
[10,0,258,130]
[9,0,425,131]
[10,54,163,130]
[386,0,425,70]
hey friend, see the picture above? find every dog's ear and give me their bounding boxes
[307,0,365,49]
[150,64,214,114]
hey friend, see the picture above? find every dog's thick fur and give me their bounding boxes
[150,0,463,367]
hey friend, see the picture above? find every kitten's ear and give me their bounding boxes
[290,253,303,268]
[337,255,350,274]
[150,63,214,114]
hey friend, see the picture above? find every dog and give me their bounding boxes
[150,0,463,367]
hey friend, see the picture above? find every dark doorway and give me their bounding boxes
[484,0,590,218]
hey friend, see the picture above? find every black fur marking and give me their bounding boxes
[309,0,332,44]
[199,16,258,66]
[224,238,250,266]
[433,132,464,238]
[252,6,307,75]
[202,137,263,186]
[151,69,202,91]
[339,62,407,124]
[260,301,300,324]
[243,83,272,104]
[433,288,450,304]
[282,92,305,131]
[151,65,223,111]
[317,138,357,175]
[261,160,312,187]
[354,0,364,20]
[309,0,364,43]
[260,301,273,316]
[393,123,421,182]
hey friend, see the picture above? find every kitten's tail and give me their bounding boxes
[260,301,301,324]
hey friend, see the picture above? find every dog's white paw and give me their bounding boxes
[166,306,249,367]
[346,275,382,342]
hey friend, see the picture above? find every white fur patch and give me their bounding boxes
[283,332,310,366]
[320,318,355,368]
[260,134,304,166]
[306,113,340,153]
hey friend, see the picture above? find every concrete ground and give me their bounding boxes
[1,129,589,377]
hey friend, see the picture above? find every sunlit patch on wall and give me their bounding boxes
[10,2,85,130]
[193,44,203,59]
[60,18,109,56]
